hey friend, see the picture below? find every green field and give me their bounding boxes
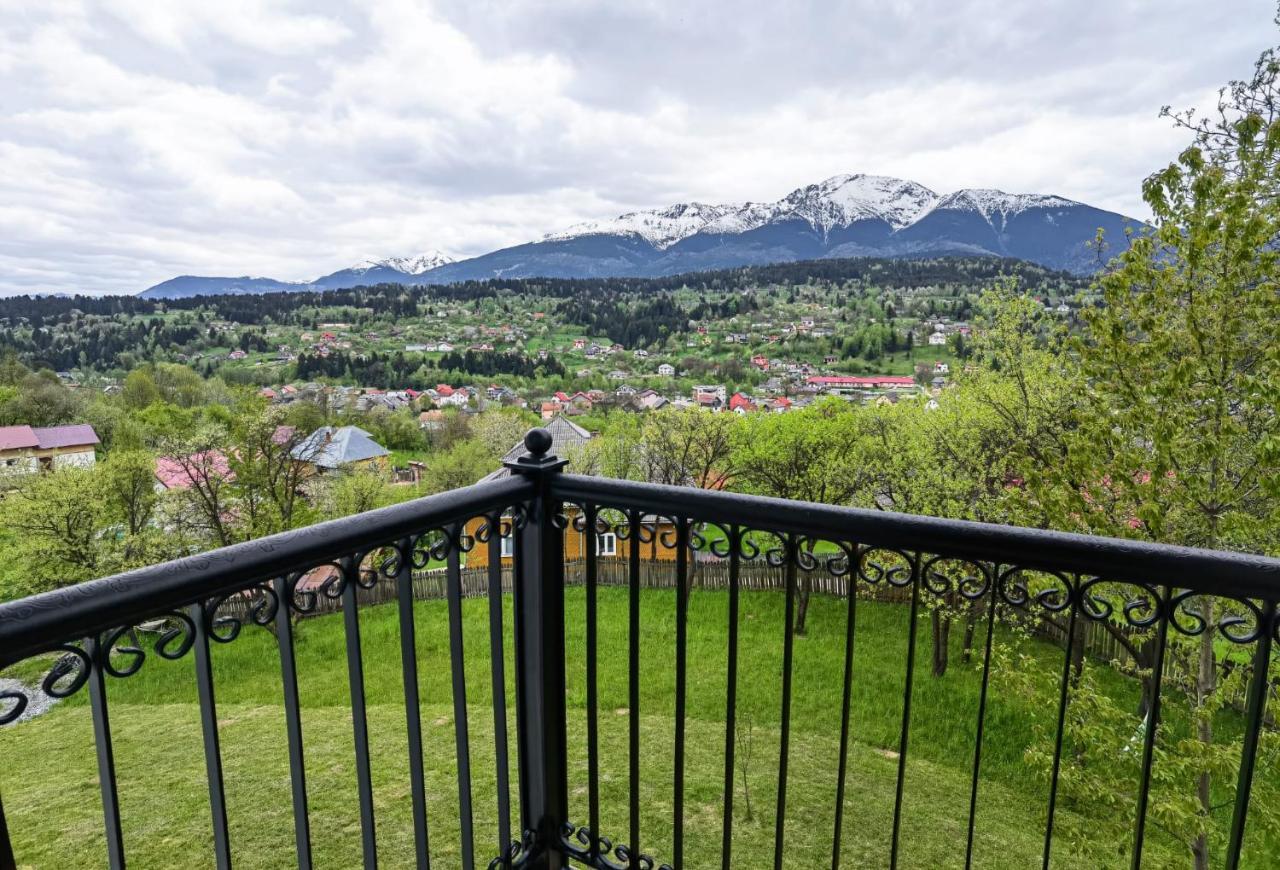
[0,587,1265,868]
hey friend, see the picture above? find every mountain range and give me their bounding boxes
[140,173,1140,298]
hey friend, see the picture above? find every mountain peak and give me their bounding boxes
[782,173,939,232]
[353,250,456,275]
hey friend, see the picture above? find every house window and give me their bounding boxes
[501,534,515,558]
[595,532,617,556]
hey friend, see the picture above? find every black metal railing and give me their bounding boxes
[1,428,1279,869]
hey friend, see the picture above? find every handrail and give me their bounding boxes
[550,474,1280,598]
[0,475,534,664]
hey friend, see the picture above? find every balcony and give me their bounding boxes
[1,428,1279,868]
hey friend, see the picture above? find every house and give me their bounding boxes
[657,363,676,377]
[636,390,669,411]
[291,426,390,473]
[928,330,947,346]
[633,349,649,358]
[608,370,628,381]
[419,410,446,431]
[934,362,949,374]
[692,385,727,402]
[728,393,755,414]
[0,425,100,475]
[751,355,770,371]
[467,415,680,568]
[227,349,247,360]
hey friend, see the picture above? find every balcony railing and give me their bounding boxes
[1,428,1279,868]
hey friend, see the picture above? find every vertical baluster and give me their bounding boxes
[721,527,741,870]
[339,559,378,869]
[486,520,511,864]
[274,576,313,870]
[964,568,1000,870]
[0,786,15,870]
[1130,585,1170,870]
[1042,577,1079,870]
[889,554,921,870]
[192,602,232,870]
[86,637,125,869]
[628,510,642,861]
[831,546,859,870]
[673,519,690,868]
[446,534,476,868]
[1225,598,1276,869]
[773,535,797,870]
[394,544,431,869]
[585,507,601,862]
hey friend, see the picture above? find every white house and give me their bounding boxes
[657,363,675,377]
[928,331,947,346]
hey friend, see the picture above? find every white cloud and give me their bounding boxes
[0,0,1274,294]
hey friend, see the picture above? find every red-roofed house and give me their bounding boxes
[728,392,755,413]
[0,424,100,475]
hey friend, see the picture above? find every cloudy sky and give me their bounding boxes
[1,0,1274,295]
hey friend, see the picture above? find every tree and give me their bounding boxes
[1031,46,1280,867]
[734,400,863,634]
[0,468,107,595]
[640,407,740,489]
[422,438,494,494]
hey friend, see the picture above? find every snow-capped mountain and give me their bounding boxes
[140,174,1140,297]
[350,251,456,275]
[541,174,1090,247]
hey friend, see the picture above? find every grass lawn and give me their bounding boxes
[0,587,1263,868]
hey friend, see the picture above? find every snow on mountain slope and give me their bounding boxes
[927,189,1077,230]
[349,250,456,275]
[544,202,742,250]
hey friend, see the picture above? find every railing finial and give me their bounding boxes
[506,427,567,475]
[524,427,553,458]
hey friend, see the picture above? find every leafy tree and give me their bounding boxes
[734,399,863,634]
[422,438,494,493]
[640,407,740,489]
[1028,44,1280,867]
[0,468,107,595]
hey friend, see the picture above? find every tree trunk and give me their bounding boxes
[962,599,978,665]
[1070,622,1086,687]
[792,541,817,636]
[1192,598,1216,870]
[794,568,811,636]
[931,607,952,677]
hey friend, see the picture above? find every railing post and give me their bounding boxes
[506,429,569,868]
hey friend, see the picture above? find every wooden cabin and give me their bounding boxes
[464,508,680,569]
[466,415,680,568]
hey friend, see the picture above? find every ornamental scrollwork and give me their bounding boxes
[560,823,673,870]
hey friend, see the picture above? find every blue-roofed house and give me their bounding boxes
[291,426,390,473]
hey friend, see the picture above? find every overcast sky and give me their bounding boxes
[1,0,1275,295]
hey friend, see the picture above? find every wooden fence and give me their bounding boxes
[214,556,1144,670]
